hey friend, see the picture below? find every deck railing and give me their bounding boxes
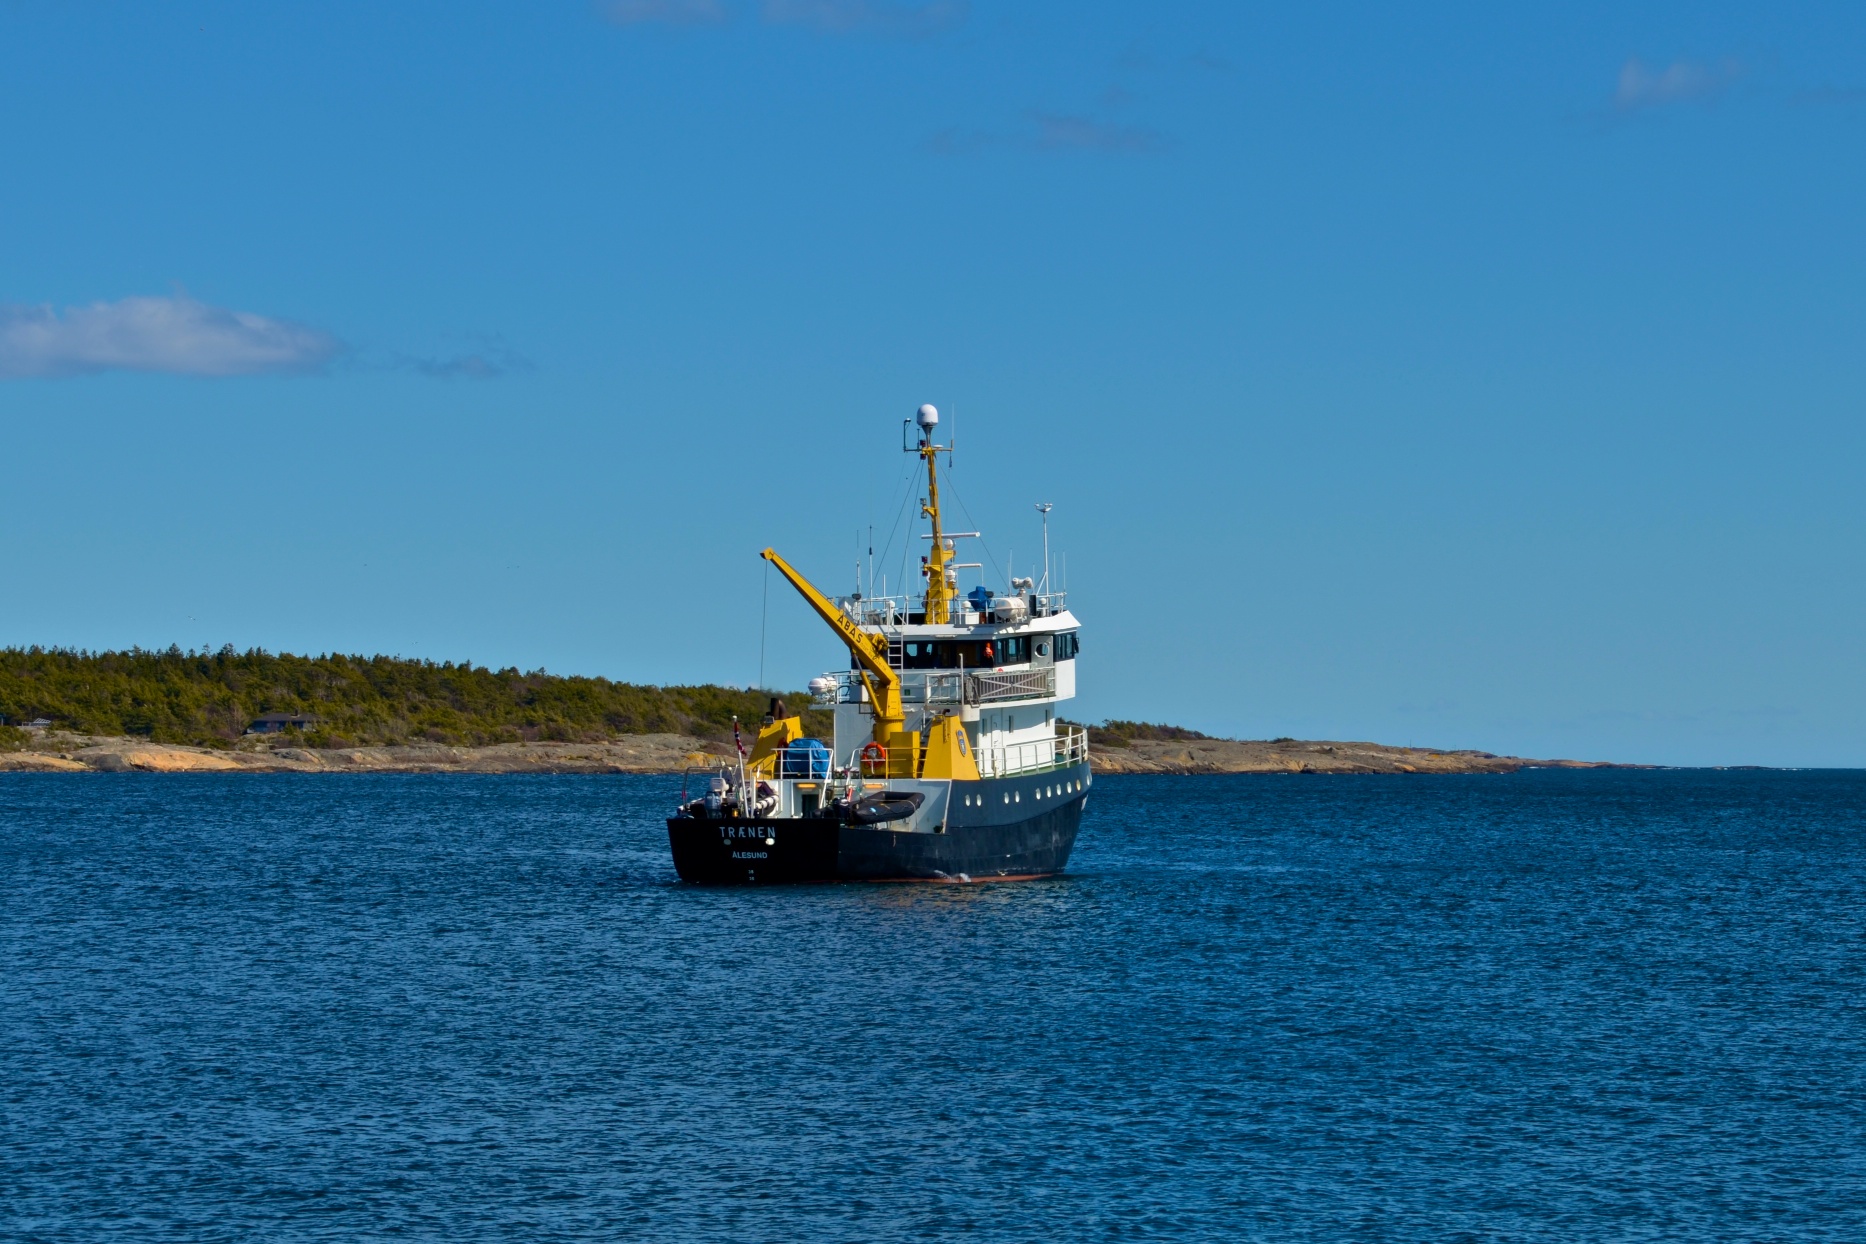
[777,725,1089,783]
[818,667,1055,708]
[974,726,1089,778]
[965,668,1055,704]
[830,590,1070,629]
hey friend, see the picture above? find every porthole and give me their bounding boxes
[1003,793,1010,805]
[1014,791,1021,803]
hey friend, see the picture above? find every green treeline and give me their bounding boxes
[0,646,830,749]
[1072,720,1212,749]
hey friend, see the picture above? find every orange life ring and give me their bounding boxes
[859,741,888,775]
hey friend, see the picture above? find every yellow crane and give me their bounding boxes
[760,547,905,757]
[758,547,977,784]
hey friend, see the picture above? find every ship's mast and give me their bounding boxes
[914,404,955,625]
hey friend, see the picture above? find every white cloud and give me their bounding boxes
[602,0,727,25]
[0,294,340,379]
[1614,57,1743,112]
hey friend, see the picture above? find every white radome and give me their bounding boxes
[916,403,939,430]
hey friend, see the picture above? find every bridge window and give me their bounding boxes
[888,637,1036,669]
[1054,631,1080,661]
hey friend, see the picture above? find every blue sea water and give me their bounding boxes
[3,769,1864,1242]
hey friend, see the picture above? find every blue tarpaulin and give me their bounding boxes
[780,738,831,780]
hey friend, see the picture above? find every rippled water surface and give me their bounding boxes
[4,770,1864,1241]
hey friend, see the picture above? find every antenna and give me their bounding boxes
[1035,503,1053,594]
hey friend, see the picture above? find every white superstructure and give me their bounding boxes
[817,589,1083,778]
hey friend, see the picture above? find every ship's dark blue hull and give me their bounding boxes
[667,762,1090,884]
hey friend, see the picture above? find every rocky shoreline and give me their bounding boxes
[1,732,1623,776]
[0,733,732,774]
[1088,736,1626,775]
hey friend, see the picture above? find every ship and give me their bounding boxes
[666,403,1090,884]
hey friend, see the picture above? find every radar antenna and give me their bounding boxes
[1035,502,1053,594]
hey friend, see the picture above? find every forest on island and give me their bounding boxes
[0,647,831,749]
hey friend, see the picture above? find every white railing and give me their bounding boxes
[966,668,1055,704]
[818,668,1055,708]
[757,726,1088,783]
[831,591,1068,628]
[975,726,1089,778]
[834,595,911,627]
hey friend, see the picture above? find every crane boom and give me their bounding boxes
[761,548,904,744]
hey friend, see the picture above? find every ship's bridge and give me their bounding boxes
[812,594,1081,776]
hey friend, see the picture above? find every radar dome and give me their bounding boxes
[915,403,939,430]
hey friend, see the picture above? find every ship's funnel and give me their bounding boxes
[915,403,939,433]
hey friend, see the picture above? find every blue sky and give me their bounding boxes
[2,1,1863,766]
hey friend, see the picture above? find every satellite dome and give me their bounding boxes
[915,403,939,430]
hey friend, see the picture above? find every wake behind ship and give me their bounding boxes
[666,404,1089,884]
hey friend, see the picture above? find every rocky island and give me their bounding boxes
[0,728,1619,776]
[0,647,1623,775]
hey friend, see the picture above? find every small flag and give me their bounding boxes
[733,716,745,759]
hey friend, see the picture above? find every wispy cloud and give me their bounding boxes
[601,0,727,26]
[759,0,966,36]
[399,337,534,381]
[1116,42,1234,76]
[1613,56,1743,113]
[926,110,1164,157]
[1029,111,1162,153]
[1791,84,1866,106]
[601,0,964,35]
[0,294,339,379]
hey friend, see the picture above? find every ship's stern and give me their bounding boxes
[666,816,841,884]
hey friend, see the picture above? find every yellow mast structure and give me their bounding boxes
[916,407,955,625]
